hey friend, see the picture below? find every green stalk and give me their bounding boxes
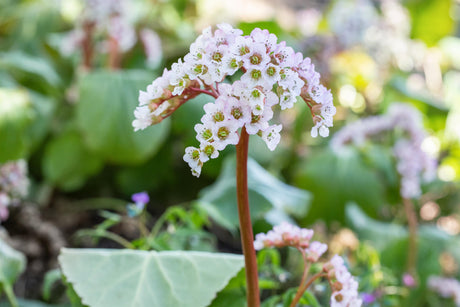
[3,282,19,307]
[236,127,260,307]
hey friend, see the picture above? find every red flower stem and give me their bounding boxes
[403,197,418,275]
[208,84,219,97]
[82,21,94,70]
[236,127,260,307]
[289,272,325,307]
[108,35,121,69]
[189,87,218,99]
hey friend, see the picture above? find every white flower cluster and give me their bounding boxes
[253,222,315,250]
[134,24,334,176]
[61,0,153,57]
[255,222,361,306]
[327,0,425,71]
[428,276,460,306]
[325,255,362,307]
[0,160,29,222]
[331,103,436,199]
[327,0,378,48]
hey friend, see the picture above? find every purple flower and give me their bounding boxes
[361,292,376,304]
[402,273,416,288]
[131,192,149,209]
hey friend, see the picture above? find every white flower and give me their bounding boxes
[306,241,328,262]
[253,222,315,249]
[140,28,162,67]
[261,124,282,151]
[132,106,153,131]
[326,255,362,307]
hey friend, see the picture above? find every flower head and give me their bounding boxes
[331,103,436,198]
[325,255,362,307]
[134,24,334,176]
[254,222,314,250]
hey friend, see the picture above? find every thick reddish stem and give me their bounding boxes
[236,127,260,307]
[108,35,121,69]
[82,21,94,70]
[403,197,418,275]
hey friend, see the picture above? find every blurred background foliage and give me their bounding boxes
[0,0,460,306]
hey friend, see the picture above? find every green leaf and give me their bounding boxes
[0,51,61,88]
[346,203,460,276]
[0,88,32,162]
[407,0,454,46]
[76,70,170,165]
[42,130,103,191]
[42,269,62,302]
[59,249,244,307]
[196,156,311,232]
[0,237,26,286]
[294,148,384,223]
[345,203,406,251]
[0,299,69,307]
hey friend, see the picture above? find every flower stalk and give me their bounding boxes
[236,127,260,307]
[403,197,418,275]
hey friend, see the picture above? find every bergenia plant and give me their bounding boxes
[254,222,362,307]
[133,23,335,306]
[331,103,437,279]
[62,0,161,69]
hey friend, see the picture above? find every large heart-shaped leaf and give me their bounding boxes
[76,70,169,165]
[59,249,244,307]
[197,156,311,232]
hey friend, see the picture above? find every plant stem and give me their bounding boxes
[289,248,311,307]
[3,282,19,307]
[236,127,260,307]
[189,87,218,99]
[403,197,418,275]
[289,272,325,307]
[82,21,94,70]
[77,229,135,249]
[108,36,121,69]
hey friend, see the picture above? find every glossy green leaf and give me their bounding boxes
[59,249,244,307]
[294,148,384,223]
[197,156,311,232]
[0,51,61,88]
[76,70,169,165]
[0,88,32,162]
[42,130,103,191]
[346,203,460,276]
[0,237,26,286]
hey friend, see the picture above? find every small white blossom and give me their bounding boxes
[261,125,282,151]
